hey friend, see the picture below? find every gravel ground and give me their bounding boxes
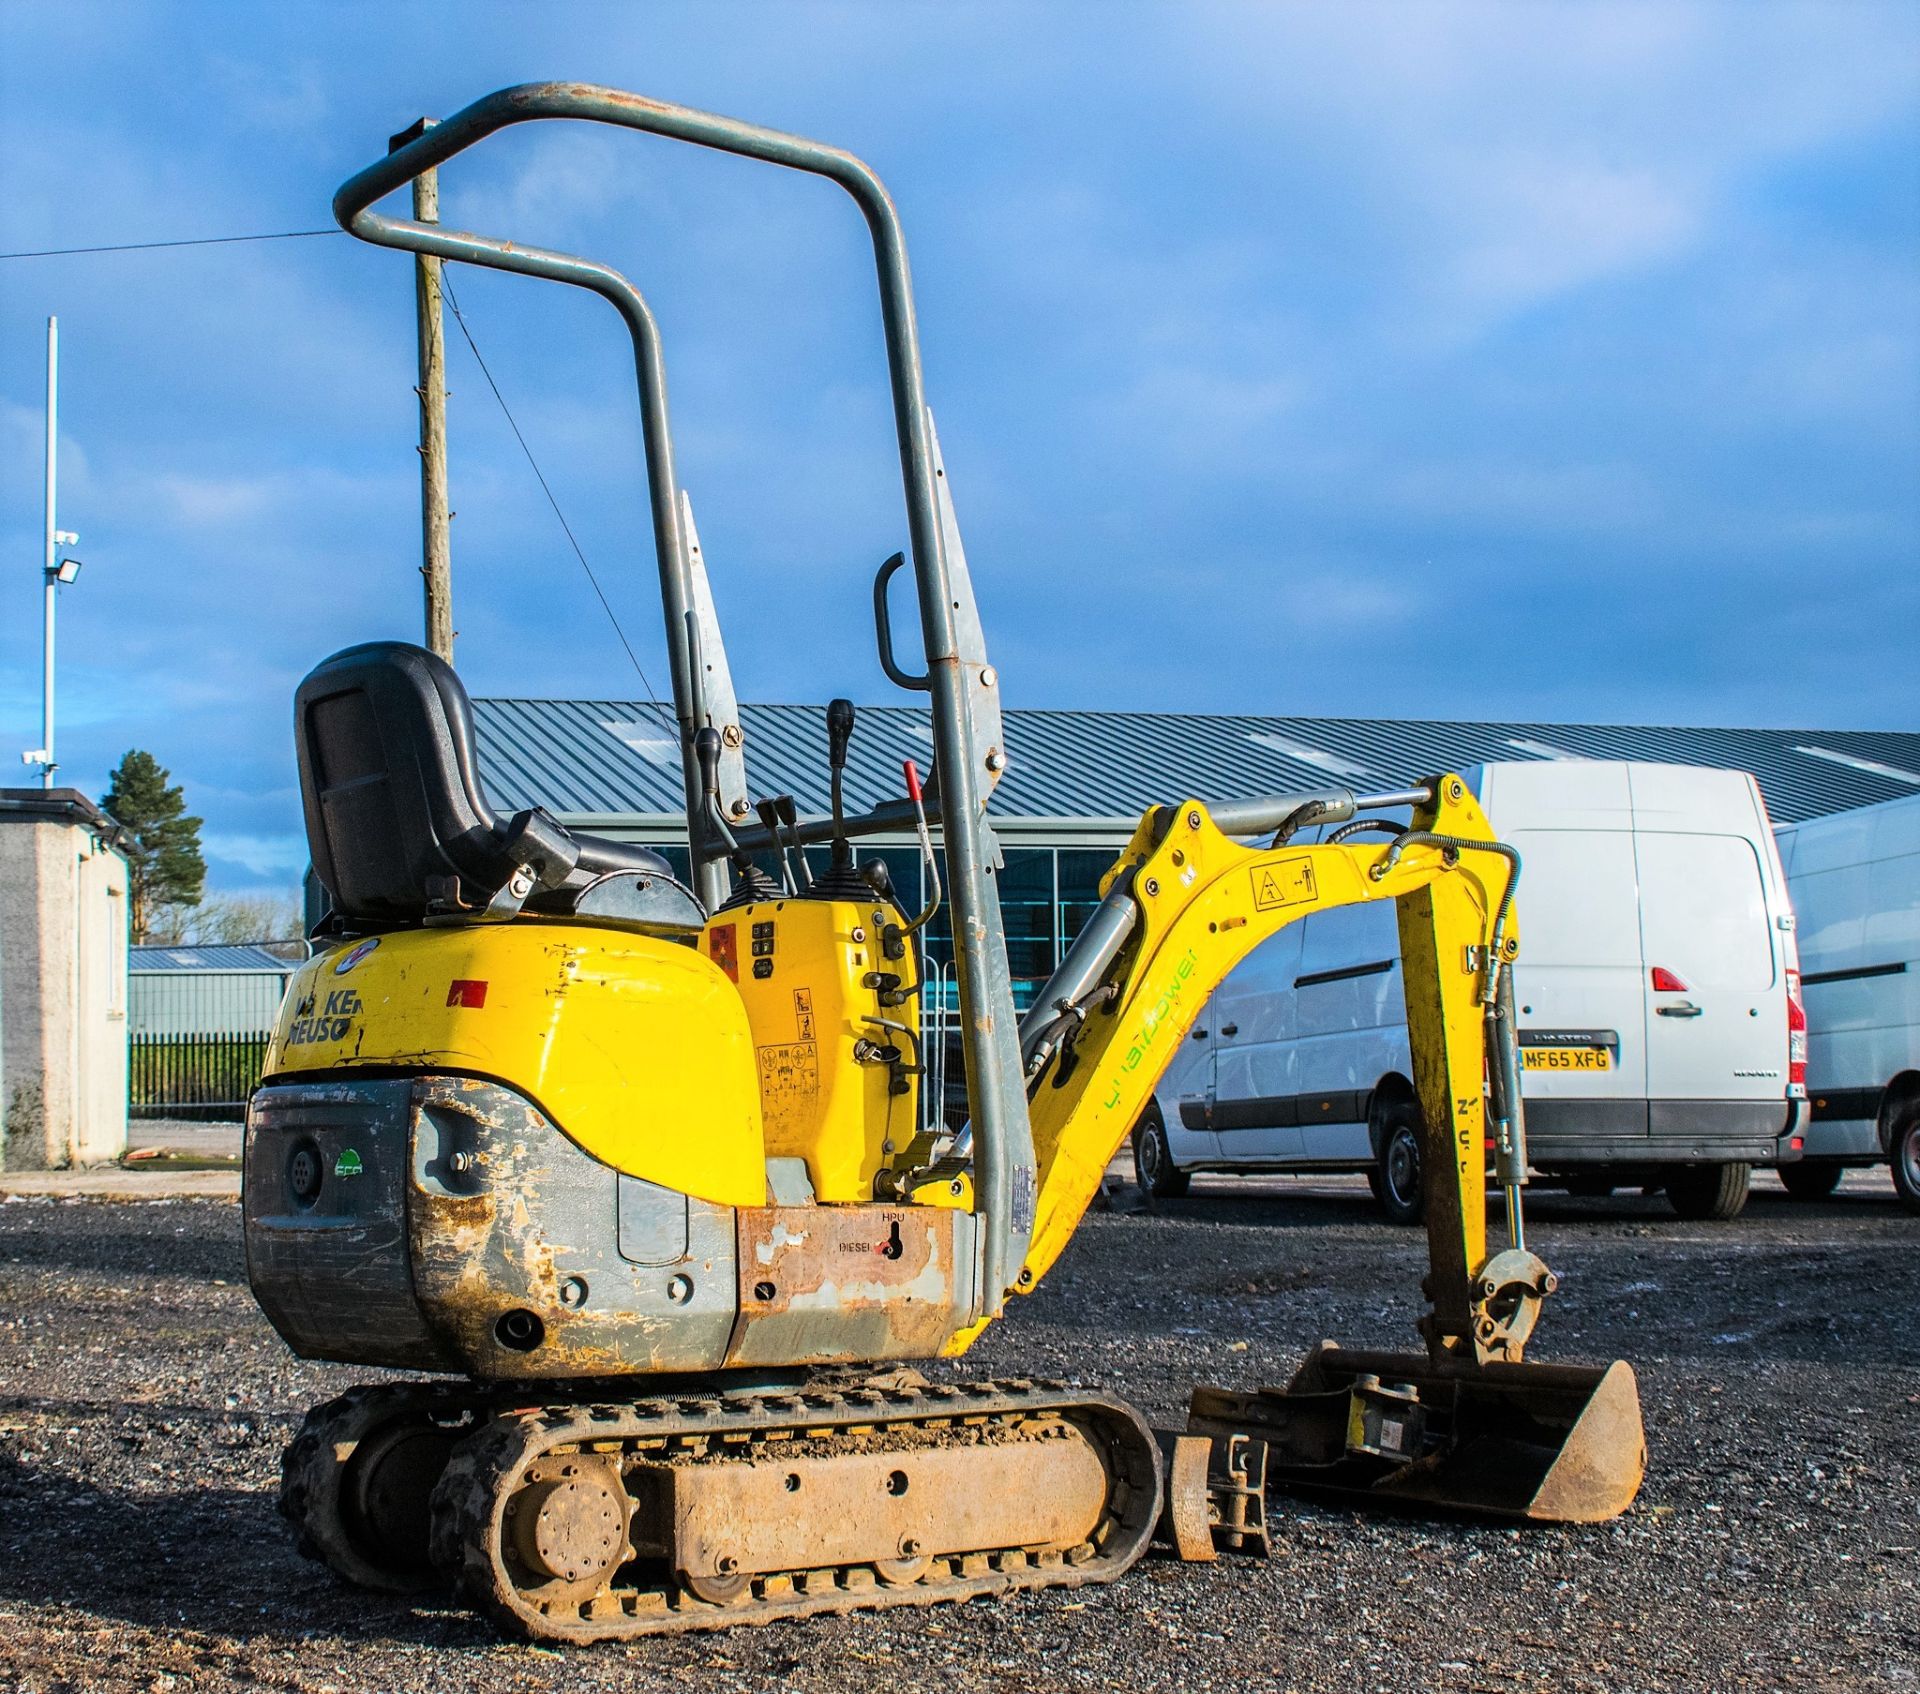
[1,1173,1914,1693]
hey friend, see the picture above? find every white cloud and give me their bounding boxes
[1379,457,1665,534]
[1180,0,1920,345]
[202,831,308,878]
[1438,161,1699,330]
[146,472,278,528]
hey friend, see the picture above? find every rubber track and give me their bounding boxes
[280,1381,487,1592]
[428,1377,1163,1642]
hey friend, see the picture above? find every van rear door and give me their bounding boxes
[1635,829,1783,1106]
[1503,826,1650,1125]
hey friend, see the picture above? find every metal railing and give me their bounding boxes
[129,1031,270,1122]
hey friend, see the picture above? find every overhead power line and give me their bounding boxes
[0,229,344,261]
[440,274,677,735]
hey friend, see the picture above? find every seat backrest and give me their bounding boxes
[297,640,689,928]
[296,641,541,922]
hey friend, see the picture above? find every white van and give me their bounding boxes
[1775,792,1920,1210]
[1133,762,1808,1222]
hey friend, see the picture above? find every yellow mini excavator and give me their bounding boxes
[245,83,1645,1643]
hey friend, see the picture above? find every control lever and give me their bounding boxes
[868,760,943,963]
[775,794,812,890]
[697,726,752,868]
[755,797,796,895]
[810,697,864,896]
[897,758,941,936]
[827,698,855,871]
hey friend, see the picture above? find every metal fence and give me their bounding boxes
[127,951,298,1122]
[128,1031,271,1122]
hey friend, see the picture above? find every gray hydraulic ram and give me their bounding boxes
[332,82,1036,1318]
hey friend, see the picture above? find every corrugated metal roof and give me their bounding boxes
[471,700,1920,830]
[130,944,298,973]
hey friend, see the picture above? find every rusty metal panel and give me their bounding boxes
[1155,1433,1217,1563]
[636,1427,1108,1582]
[404,1075,739,1378]
[726,1205,965,1366]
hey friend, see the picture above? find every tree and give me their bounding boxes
[101,750,206,942]
[182,893,303,946]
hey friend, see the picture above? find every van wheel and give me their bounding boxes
[1778,1161,1842,1200]
[1371,1108,1424,1226]
[1665,1162,1750,1221]
[1891,1104,1920,1215]
[1131,1105,1190,1201]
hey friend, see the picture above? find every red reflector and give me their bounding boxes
[1791,1137,1804,1152]
[447,979,488,1008]
[1785,967,1807,1086]
[709,923,739,983]
[1649,966,1690,993]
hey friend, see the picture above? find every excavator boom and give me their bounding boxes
[957,772,1644,1529]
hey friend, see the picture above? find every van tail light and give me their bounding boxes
[1785,968,1807,1087]
[1649,966,1690,993]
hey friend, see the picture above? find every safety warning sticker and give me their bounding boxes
[758,1041,820,1106]
[1251,856,1317,911]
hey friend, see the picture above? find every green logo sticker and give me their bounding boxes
[334,1149,364,1179]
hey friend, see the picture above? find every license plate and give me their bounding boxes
[1522,1047,1612,1072]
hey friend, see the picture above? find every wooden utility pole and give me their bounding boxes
[394,117,453,661]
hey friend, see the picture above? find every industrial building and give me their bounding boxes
[467,701,1920,1012]
[129,943,301,1038]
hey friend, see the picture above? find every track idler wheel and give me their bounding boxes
[873,1553,933,1587]
[279,1384,477,1592]
[501,1456,633,1609]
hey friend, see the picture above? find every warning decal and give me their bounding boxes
[793,987,815,1042]
[758,1041,820,1106]
[1251,856,1318,911]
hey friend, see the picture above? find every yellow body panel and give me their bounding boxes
[262,922,767,1208]
[702,897,920,1203]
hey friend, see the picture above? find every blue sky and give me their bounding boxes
[2,2,1916,898]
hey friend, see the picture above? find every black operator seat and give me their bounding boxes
[294,641,703,931]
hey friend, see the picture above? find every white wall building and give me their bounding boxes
[0,789,130,1169]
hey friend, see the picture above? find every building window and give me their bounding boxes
[1055,850,1115,962]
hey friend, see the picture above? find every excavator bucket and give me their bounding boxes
[1187,1342,1645,1528]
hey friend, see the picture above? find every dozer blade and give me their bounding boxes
[1188,1342,1645,1526]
